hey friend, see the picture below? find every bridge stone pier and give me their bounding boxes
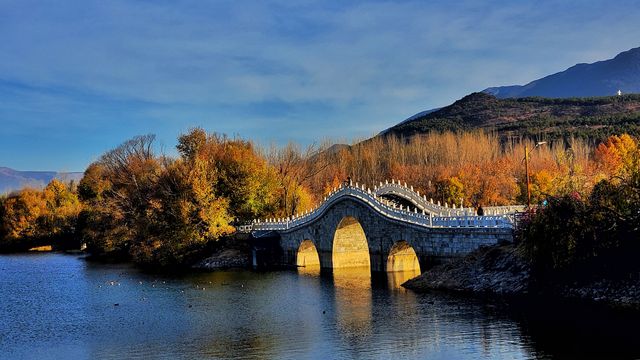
[248,181,517,273]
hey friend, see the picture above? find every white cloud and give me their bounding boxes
[1,0,639,169]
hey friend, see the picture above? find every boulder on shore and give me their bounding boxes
[192,248,251,270]
[192,234,253,270]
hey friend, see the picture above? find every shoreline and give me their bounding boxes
[402,244,640,310]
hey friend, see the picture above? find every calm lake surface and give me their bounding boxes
[1,253,639,360]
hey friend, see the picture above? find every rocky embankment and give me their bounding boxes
[403,244,640,309]
[403,245,531,295]
[561,279,640,309]
[192,234,252,270]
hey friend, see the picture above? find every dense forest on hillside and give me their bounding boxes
[387,93,640,142]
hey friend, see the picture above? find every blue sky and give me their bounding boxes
[1,0,640,171]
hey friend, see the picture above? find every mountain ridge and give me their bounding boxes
[484,46,640,98]
[381,46,640,141]
[383,92,640,141]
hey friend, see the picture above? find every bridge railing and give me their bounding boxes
[374,180,474,216]
[374,180,525,216]
[481,205,527,215]
[250,182,516,232]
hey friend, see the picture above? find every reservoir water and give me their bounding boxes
[1,253,639,359]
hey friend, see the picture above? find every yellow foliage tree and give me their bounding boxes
[41,179,82,237]
[595,134,638,180]
[179,128,280,221]
[1,189,47,242]
[0,179,81,250]
[530,169,555,204]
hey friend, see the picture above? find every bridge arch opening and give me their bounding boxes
[296,239,320,268]
[386,241,421,273]
[332,216,371,269]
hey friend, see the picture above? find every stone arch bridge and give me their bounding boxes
[244,180,521,273]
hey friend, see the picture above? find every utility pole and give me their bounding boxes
[524,141,546,209]
[525,144,531,208]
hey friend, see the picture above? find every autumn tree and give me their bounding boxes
[77,162,111,202]
[0,195,6,242]
[528,169,554,204]
[0,189,47,249]
[267,142,326,217]
[40,179,82,239]
[0,179,81,251]
[434,176,464,207]
[178,129,280,222]
[77,135,160,259]
[133,131,237,266]
[594,134,638,180]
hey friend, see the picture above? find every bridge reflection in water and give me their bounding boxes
[295,264,421,355]
[387,268,422,289]
[332,266,374,351]
[296,219,420,342]
[296,265,376,345]
[297,264,420,290]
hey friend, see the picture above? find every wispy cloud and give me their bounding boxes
[1,0,639,170]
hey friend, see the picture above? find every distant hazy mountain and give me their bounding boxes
[484,47,640,98]
[0,167,83,195]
